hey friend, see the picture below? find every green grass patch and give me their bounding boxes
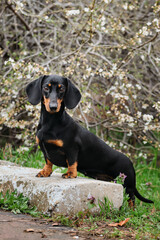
[0,190,41,217]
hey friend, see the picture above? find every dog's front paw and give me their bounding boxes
[36,169,52,177]
[62,172,77,179]
[62,162,77,179]
[36,159,53,177]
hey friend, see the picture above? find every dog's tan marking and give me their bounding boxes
[36,159,53,177]
[43,96,51,112]
[46,139,63,147]
[36,136,39,144]
[62,161,77,178]
[56,99,63,112]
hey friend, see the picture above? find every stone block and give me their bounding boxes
[0,160,123,215]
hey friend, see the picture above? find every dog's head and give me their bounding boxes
[26,75,81,113]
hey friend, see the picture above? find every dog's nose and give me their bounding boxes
[49,102,57,111]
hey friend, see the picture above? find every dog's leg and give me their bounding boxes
[128,199,135,208]
[36,159,53,177]
[62,161,77,178]
[126,187,135,208]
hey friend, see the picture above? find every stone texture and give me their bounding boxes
[0,160,123,215]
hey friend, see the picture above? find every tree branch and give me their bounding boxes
[5,1,30,31]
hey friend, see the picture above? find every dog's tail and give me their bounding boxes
[134,188,154,203]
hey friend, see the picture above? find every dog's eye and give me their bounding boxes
[58,86,64,93]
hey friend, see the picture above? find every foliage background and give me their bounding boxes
[0,0,160,163]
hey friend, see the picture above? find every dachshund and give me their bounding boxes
[26,75,154,206]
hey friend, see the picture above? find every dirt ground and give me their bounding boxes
[0,209,136,240]
[0,210,85,240]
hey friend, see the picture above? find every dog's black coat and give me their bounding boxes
[26,75,153,204]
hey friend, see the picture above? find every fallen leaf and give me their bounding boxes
[24,229,35,232]
[52,222,59,226]
[118,218,130,226]
[108,222,119,227]
[108,218,130,227]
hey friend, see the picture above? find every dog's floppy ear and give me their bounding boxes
[26,76,46,105]
[64,78,81,109]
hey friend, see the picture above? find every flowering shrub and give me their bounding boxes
[0,0,160,159]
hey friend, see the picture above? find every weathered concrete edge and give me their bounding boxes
[0,161,123,215]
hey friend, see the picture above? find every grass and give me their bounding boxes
[0,144,160,239]
[0,190,41,217]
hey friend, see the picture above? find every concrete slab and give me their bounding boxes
[0,160,123,215]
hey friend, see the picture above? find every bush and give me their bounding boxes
[0,0,160,161]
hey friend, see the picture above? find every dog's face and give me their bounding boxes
[42,76,67,113]
[26,75,81,112]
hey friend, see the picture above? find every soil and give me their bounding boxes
[0,210,84,240]
[0,210,136,240]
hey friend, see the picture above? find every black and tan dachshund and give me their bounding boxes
[26,75,153,206]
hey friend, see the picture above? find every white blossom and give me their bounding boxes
[16,1,24,9]
[138,38,142,44]
[153,18,159,26]
[66,10,80,16]
[120,142,123,147]
[136,84,141,90]
[84,8,90,12]
[122,3,128,10]
[127,131,132,136]
[101,16,106,26]
[126,83,132,88]
[143,114,153,123]
[16,134,22,140]
[105,141,116,148]
[137,111,142,118]
[139,26,149,36]
[118,113,134,124]
[1,89,5,94]
[83,102,91,113]
[142,104,149,109]
[153,101,160,112]
[147,22,152,26]
[141,55,145,61]
[104,0,111,4]
[17,146,29,153]
[1,110,9,119]
[129,5,134,10]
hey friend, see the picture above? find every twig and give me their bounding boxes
[89,0,96,42]
[5,1,49,59]
[79,104,89,130]
[89,51,112,66]
[5,1,30,31]
[76,0,96,38]
[117,32,159,70]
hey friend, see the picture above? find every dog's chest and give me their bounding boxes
[40,141,67,167]
[37,122,64,143]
